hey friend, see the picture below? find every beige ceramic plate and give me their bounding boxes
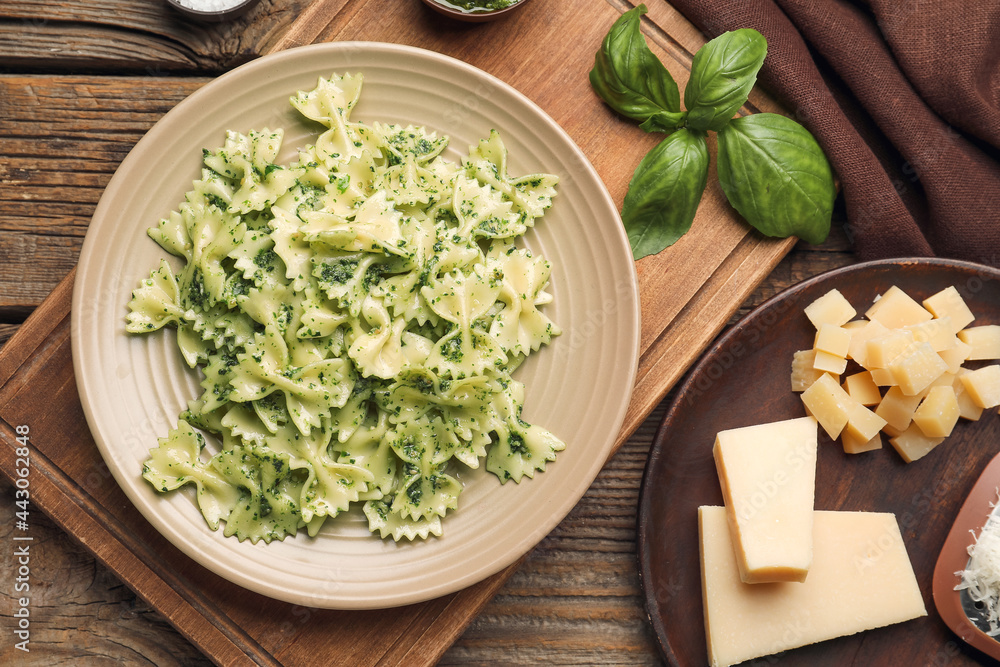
[71,42,639,609]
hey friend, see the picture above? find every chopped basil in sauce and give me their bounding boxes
[436,0,519,12]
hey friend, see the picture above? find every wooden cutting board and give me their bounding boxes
[0,1,796,664]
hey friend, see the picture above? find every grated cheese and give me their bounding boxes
[956,491,1000,636]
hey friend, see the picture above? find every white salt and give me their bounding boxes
[176,0,248,11]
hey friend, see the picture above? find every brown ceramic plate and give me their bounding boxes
[637,257,1000,665]
[934,451,1000,661]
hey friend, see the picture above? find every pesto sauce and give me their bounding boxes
[438,0,518,12]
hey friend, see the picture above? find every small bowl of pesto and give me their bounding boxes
[420,0,530,22]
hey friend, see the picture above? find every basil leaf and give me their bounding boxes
[589,4,681,123]
[639,110,687,134]
[622,128,709,259]
[684,29,767,132]
[716,113,836,244]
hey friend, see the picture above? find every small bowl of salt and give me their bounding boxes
[165,0,260,22]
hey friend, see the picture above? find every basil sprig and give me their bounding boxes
[716,114,835,244]
[624,128,709,258]
[590,5,836,260]
[589,4,681,124]
[684,28,767,132]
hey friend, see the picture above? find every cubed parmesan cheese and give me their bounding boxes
[800,374,853,440]
[866,285,933,328]
[923,286,975,333]
[842,371,881,406]
[814,324,851,357]
[866,330,915,369]
[954,372,984,421]
[889,423,945,463]
[844,401,888,442]
[791,350,827,392]
[912,385,960,438]
[841,429,883,454]
[887,341,948,396]
[958,325,1000,361]
[905,317,956,352]
[813,349,848,375]
[804,289,856,329]
[938,339,972,374]
[846,319,889,367]
[959,365,1000,409]
[875,386,923,432]
[869,367,898,387]
[795,283,994,464]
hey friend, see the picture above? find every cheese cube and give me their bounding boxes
[865,285,933,328]
[805,289,856,329]
[959,365,1000,409]
[813,349,848,375]
[938,339,972,374]
[846,319,889,367]
[814,324,851,357]
[881,423,905,438]
[957,391,984,420]
[869,367,898,387]
[791,350,827,392]
[912,370,955,397]
[842,371,882,406]
[905,317,956,352]
[712,417,817,584]
[845,401,888,442]
[875,386,923,432]
[888,341,948,396]
[923,286,975,333]
[866,329,915,369]
[912,385,960,438]
[800,374,853,439]
[889,423,945,462]
[958,325,1000,360]
[699,506,926,667]
[954,374,984,421]
[841,429,883,454]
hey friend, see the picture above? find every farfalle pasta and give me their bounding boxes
[126,73,563,543]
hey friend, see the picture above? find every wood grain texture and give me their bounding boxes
[0,0,858,664]
[0,75,208,319]
[0,490,206,666]
[0,0,311,72]
[0,273,514,666]
[0,231,854,667]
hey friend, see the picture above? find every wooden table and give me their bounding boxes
[0,242,854,666]
[0,0,857,664]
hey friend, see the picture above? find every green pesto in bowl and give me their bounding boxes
[437,0,520,12]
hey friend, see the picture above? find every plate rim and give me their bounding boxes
[70,40,640,609]
[636,255,1000,664]
[932,450,1000,661]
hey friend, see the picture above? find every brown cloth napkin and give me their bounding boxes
[668,0,1000,266]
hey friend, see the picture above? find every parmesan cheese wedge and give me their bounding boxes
[712,416,817,584]
[699,506,926,667]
